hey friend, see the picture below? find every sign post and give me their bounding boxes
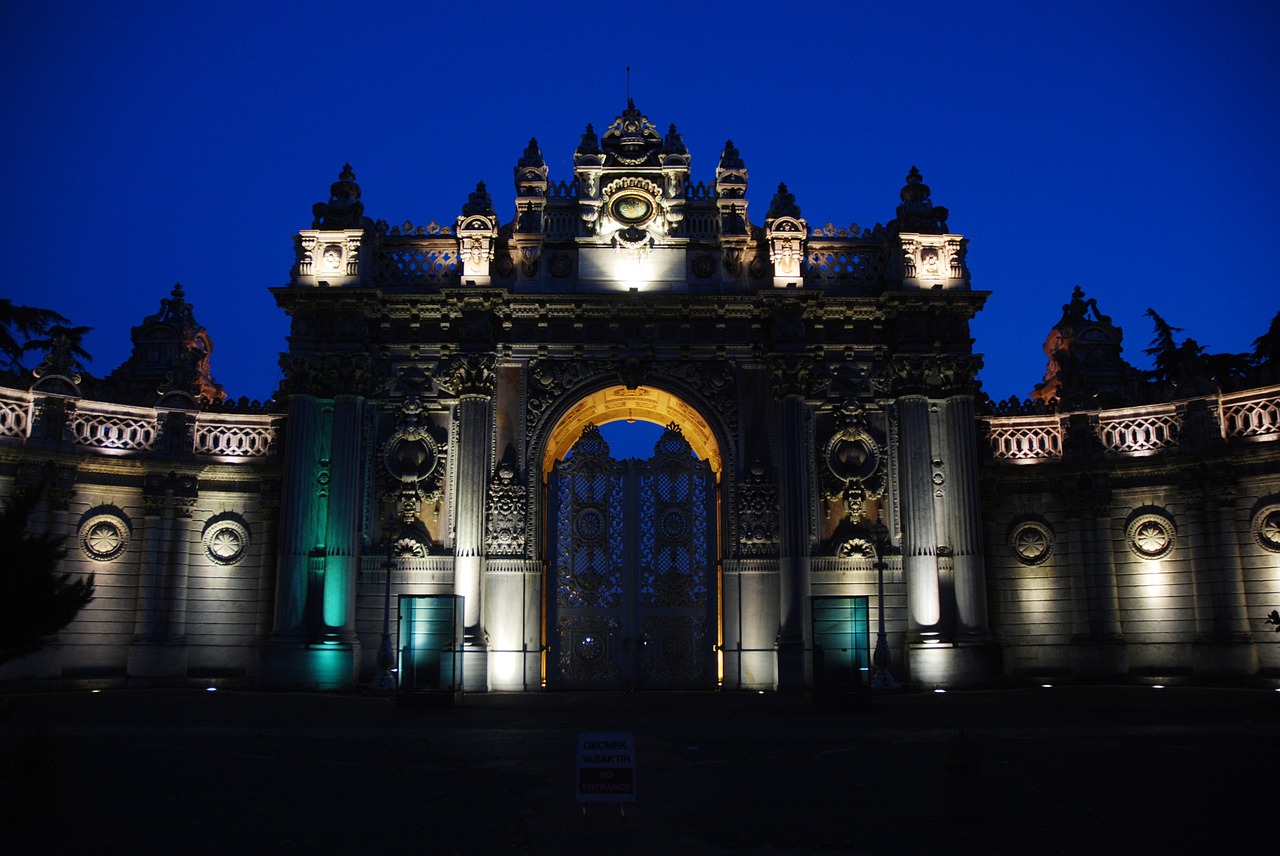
[576,731,637,809]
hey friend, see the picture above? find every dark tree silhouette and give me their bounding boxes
[0,300,72,372]
[1250,311,1280,384]
[23,324,94,377]
[1143,308,1185,384]
[0,487,95,665]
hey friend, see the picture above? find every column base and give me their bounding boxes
[462,641,489,692]
[775,639,805,692]
[1192,638,1258,677]
[908,641,1003,689]
[256,638,359,690]
[128,642,189,679]
[1069,638,1129,678]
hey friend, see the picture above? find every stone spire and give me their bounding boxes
[462,181,495,217]
[766,183,802,220]
[1031,286,1137,409]
[103,283,227,406]
[890,166,948,234]
[311,163,366,230]
[515,139,548,197]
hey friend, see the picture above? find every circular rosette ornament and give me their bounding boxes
[1009,520,1054,566]
[80,512,131,562]
[202,517,250,565]
[383,430,439,484]
[1252,503,1280,553]
[1127,511,1176,560]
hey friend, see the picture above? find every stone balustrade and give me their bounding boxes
[984,384,1280,462]
[0,386,279,460]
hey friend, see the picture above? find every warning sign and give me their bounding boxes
[576,731,636,803]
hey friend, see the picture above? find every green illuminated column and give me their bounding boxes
[270,394,325,638]
[322,394,364,641]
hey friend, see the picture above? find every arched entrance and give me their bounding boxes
[541,386,723,690]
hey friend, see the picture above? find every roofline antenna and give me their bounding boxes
[627,65,632,107]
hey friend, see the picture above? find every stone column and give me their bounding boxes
[769,356,816,691]
[436,354,496,692]
[165,494,196,643]
[454,393,491,639]
[1187,482,1256,675]
[131,495,169,645]
[323,394,364,642]
[1065,481,1127,676]
[897,395,940,638]
[942,395,990,641]
[270,394,324,639]
[1084,516,1123,641]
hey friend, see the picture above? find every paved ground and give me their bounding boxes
[0,684,1276,855]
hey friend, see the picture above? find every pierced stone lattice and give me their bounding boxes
[0,398,29,438]
[374,246,458,285]
[804,248,885,282]
[1222,392,1280,438]
[194,421,276,457]
[987,418,1063,460]
[1099,412,1180,453]
[71,413,157,451]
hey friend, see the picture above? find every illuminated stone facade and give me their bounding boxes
[2,103,1278,689]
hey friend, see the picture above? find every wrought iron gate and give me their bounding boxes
[547,423,717,690]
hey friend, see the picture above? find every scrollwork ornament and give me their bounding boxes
[1009,520,1054,566]
[434,354,496,397]
[1127,512,1176,560]
[736,461,780,557]
[1252,503,1280,553]
[485,461,527,557]
[821,425,886,511]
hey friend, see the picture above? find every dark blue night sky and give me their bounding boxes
[3,1,1277,406]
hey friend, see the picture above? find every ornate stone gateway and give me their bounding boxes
[263,99,1000,692]
[547,424,717,690]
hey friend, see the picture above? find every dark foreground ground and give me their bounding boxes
[0,684,1276,855]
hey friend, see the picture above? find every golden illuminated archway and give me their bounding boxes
[540,385,722,478]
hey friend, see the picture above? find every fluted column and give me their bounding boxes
[323,394,364,641]
[436,354,496,692]
[454,393,492,639]
[132,496,169,644]
[942,396,989,641]
[271,394,324,639]
[165,496,196,642]
[897,396,940,638]
[1185,481,1256,675]
[768,355,818,691]
[1208,493,1250,641]
[1085,516,1123,640]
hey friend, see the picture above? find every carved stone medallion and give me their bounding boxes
[1127,512,1176,559]
[80,512,131,562]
